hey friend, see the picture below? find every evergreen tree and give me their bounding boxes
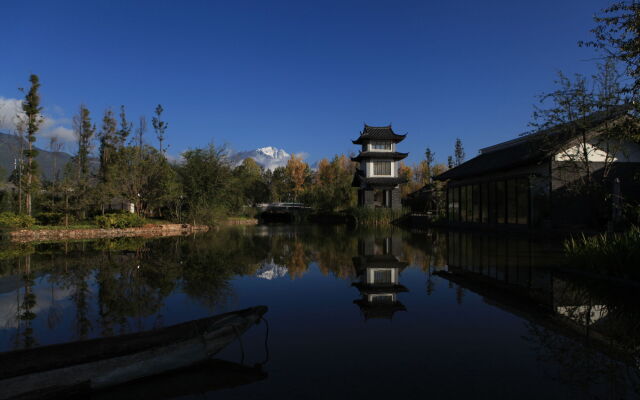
[71,105,95,220]
[98,108,118,181]
[97,108,118,211]
[73,105,95,180]
[424,147,435,183]
[117,105,132,147]
[20,74,43,216]
[152,104,168,154]
[454,138,465,166]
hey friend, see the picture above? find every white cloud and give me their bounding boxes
[44,126,75,144]
[0,97,24,130]
[0,97,75,146]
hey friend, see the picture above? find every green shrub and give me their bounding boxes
[94,213,146,229]
[0,212,36,229]
[36,212,68,226]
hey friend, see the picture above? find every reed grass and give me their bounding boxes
[347,207,408,227]
[564,226,640,279]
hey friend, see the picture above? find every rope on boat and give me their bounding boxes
[257,315,270,367]
[231,324,245,365]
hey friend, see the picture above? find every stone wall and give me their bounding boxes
[8,224,209,243]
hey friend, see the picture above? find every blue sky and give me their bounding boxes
[1,0,610,165]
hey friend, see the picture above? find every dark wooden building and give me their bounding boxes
[435,110,640,230]
[352,125,408,209]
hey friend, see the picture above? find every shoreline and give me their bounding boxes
[7,224,210,243]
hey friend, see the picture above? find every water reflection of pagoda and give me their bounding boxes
[352,235,408,320]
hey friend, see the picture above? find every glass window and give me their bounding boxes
[481,183,488,224]
[454,186,460,222]
[472,184,480,223]
[460,186,467,222]
[372,141,392,150]
[496,181,506,224]
[373,269,392,284]
[507,179,517,224]
[448,187,455,222]
[516,178,529,225]
[373,161,391,175]
[466,185,473,223]
[488,181,496,224]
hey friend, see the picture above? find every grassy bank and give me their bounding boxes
[564,226,640,280]
[347,207,409,227]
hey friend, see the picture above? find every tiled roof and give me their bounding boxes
[436,107,631,181]
[352,124,407,144]
[350,151,409,162]
[352,170,408,188]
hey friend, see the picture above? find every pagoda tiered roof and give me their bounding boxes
[351,282,409,294]
[352,124,407,144]
[353,299,407,320]
[350,151,408,162]
[352,255,409,270]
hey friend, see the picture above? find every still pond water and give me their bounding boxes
[1,225,639,399]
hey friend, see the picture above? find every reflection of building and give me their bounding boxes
[351,125,408,209]
[352,235,408,320]
[441,231,639,353]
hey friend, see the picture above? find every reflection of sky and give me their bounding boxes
[0,276,74,330]
[0,273,214,352]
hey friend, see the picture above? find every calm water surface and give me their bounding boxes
[0,225,639,399]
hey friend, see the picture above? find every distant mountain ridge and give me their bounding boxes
[0,132,73,181]
[230,146,292,171]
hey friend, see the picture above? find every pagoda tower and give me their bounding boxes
[351,124,408,209]
[352,234,409,320]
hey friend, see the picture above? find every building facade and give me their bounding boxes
[351,125,408,209]
[435,110,640,230]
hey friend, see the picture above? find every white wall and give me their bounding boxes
[555,138,640,162]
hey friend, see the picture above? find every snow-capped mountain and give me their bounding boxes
[230,146,292,171]
[256,261,288,280]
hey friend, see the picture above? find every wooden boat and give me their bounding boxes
[0,306,267,400]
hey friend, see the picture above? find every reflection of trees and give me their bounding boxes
[17,255,37,349]
[284,241,308,279]
[265,226,359,279]
[313,226,357,279]
[179,229,267,309]
[402,230,447,272]
[1,226,449,349]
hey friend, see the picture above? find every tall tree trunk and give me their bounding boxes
[26,139,32,216]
